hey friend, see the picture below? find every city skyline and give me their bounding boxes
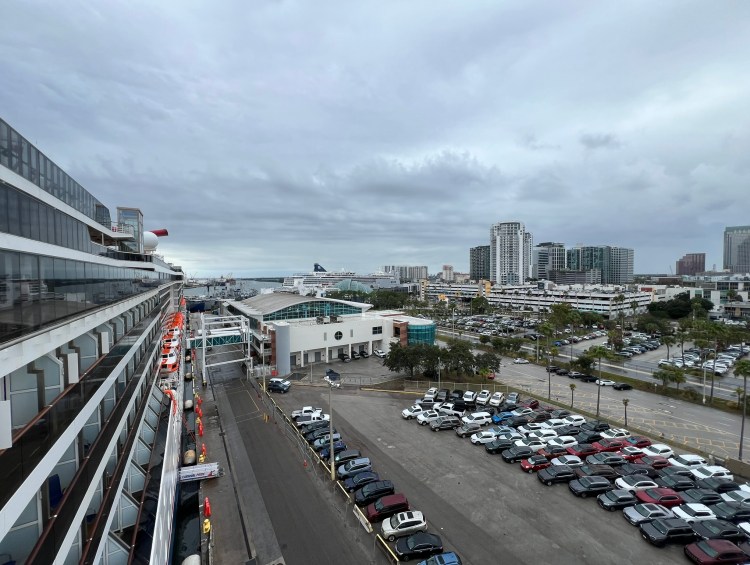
[2,2,749,277]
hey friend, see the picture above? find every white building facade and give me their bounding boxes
[489,221,532,285]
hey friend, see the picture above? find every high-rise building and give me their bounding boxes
[724,226,750,274]
[442,264,455,282]
[469,245,490,281]
[533,242,566,280]
[676,253,706,276]
[567,245,634,285]
[489,221,532,285]
[381,265,428,282]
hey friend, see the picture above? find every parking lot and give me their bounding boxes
[273,384,687,565]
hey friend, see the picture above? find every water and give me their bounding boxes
[184,279,281,298]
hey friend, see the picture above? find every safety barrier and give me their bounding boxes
[374,534,399,563]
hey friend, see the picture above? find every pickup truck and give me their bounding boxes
[294,413,330,427]
[292,406,323,419]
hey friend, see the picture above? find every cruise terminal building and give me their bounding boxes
[225,294,436,375]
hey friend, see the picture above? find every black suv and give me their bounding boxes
[338,353,351,362]
[354,480,395,507]
[581,421,610,432]
[639,517,696,547]
[267,380,290,393]
[430,416,460,431]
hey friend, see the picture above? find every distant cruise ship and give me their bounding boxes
[281,263,401,292]
[0,118,186,563]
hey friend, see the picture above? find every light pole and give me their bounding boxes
[702,363,707,404]
[328,382,335,481]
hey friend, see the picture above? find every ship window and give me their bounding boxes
[334,331,342,340]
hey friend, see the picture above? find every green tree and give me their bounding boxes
[662,334,676,361]
[653,365,683,389]
[479,334,491,345]
[588,345,611,417]
[572,355,595,373]
[471,296,490,315]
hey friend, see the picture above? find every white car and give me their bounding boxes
[517,423,545,434]
[563,415,586,426]
[672,503,716,524]
[722,490,750,504]
[614,476,659,492]
[324,376,341,388]
[595,379,616,386]
[381,510,427,542]
[463,391,477,404]
[373,349,386,358]
[489,392,505,407]
[402,405,425,420]
[600,428,631,440]
[470,431,500,445]
[617,446,645,460]
[496,431,523,441]
[461,412,493,426]
[526,429,559,442]
[691,465,734,481]
[514,438,547,451]
[476,390,492,405]
[416,410,441,426]
[424,387,438,401]
[511,407,533,417]
[669,454,707,468]
[545,436,577,449]
[513,358,530,364]
[550,455,583,467]
[641,443,674,458]
[292,406,323,419]
[541,419,567,430]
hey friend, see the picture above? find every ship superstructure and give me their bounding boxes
[0,117,185,564]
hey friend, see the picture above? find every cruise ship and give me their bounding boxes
[281,263,401,293]
[0,118,186,564]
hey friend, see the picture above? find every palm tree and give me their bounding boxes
[662,335,676,361]
[588,345,611,417]
[622,398,630,427]
[735,359,750,460]
[539,322,555,399]
[569,383,576,408]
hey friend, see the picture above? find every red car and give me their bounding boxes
[635,455,670,469]
[626,435,653,448]
[617,447,646,461]
[592,439,628,453]
[520,455,551,473]
[636,487,684,508]
[566,444,598,458]
[684,539,748,564]
[537,445,570,459]
[520,399,540,409]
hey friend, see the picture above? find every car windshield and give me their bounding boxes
[653,520,669,534]
[389,514,401,528]
[703,522,723,534]
[374,499,385,511]
[636,505,654,517]
[696,541,719,558]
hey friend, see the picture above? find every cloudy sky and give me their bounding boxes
[2,1,749,278]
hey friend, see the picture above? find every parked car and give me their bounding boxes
[339,353,351,362]
[636,488,685,508]
[513,358,530,364]
[373,349,386,358]
[567,444,598,459]
[319,441,348,460]
[538,465,578,485]
[416,410,441,426]
[365,493,409,523]
[623,503,675,525]
[695,479,740,494]
[267,378,291,393]
[476,390,492,405]
[658,474,697,491]
[673,503,717,524]
[637,455,671,469]
[520,455,552,473]
[354,480,395,507]
[501,446,536,463]
[569,476,613,498]
[614,475,659,492]
[485,438,516,454]
[489,392,505,407]
[394,532,444,562]
[430,416,461,432]
[711,503,750,525]
[575,464,619,481]
[334,449,361,466]
[691,466,734,481]
[586,453,627,467]
[626,436,653,448]
[641,443,674,458]
[402,405,426,420]
[343,471,380,492]
[455,422,482,438]
[381,511,428,542]
[471,431,500,445]
[337,457,372,480]
[461,412,493,427]
[597,489,638,511]
[691,519,745,543]
[681,489,724,507]
[613,382,633,390]
[639,517,697,546]
[292,406,323,419]
[313,433,341,450]
[684,539,748,564]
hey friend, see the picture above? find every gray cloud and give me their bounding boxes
[2,0,750,277]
